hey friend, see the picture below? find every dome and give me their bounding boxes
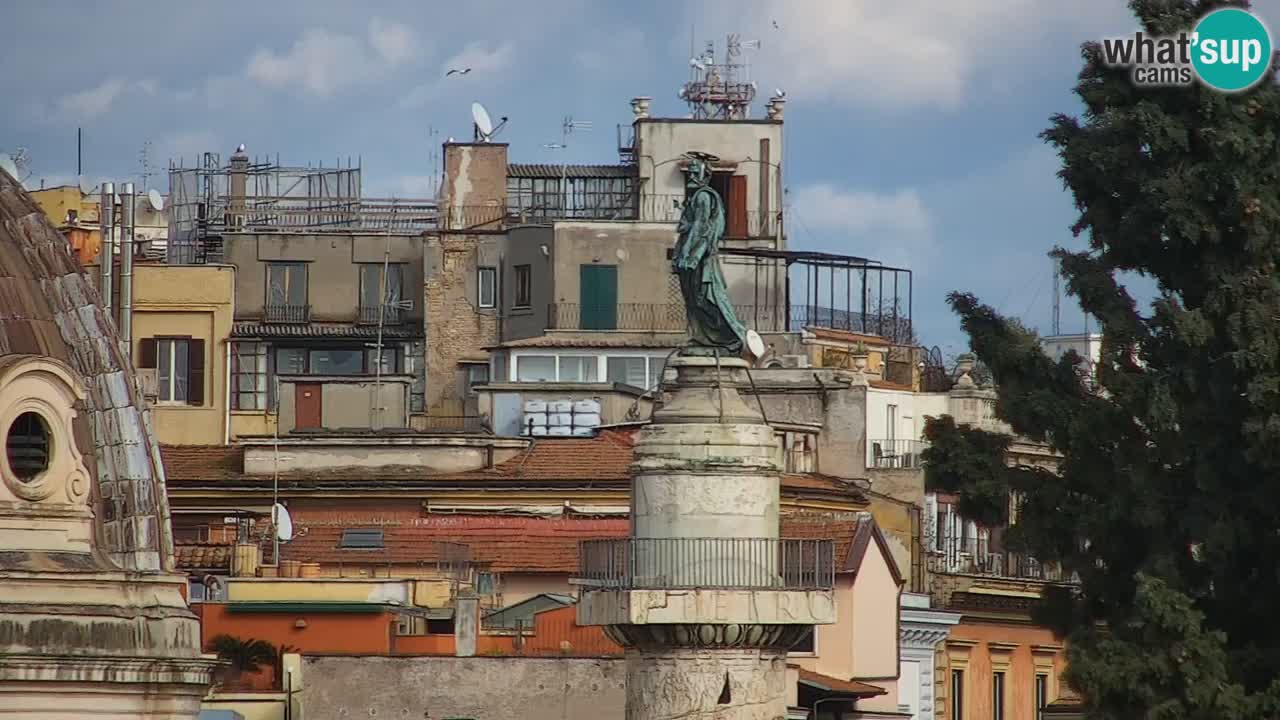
[0,168,215,718]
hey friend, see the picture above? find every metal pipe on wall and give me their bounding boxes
[119,182,136,349]
[99,183,115,312]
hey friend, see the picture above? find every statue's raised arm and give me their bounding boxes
[672,153,748,355]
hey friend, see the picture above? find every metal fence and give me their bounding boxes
[264,303,310,324]
[546,302,908,336]
[358,305,403,325]
[577,537,835,590]
[926,532,1078,584]
[868,439,931,469]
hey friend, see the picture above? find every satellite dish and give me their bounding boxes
[0,154,16,180]
[472,102,494,141]
[78,175,93,194]
[272,502,294,542]
[745,329,766,359]
[148,189,164,211]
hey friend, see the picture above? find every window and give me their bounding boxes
[992,672,1005,720]
[952,670,965,720]
[6,412,49,481]
[886,403,899,443]
[607,356,648,388]
[359,263,405,323]
[427,617,455,635]
[339,528,384,549]
[516,355,556,382]
[779,431,817,473]
[266,262,307,321]
[407,341,426,412]
[275,348,307,375]
[559,356,598,382]
[309,349,364,375]
[478,267,497,308]
[514,264,531,307]
[467,363,490,388]
[649,357,668,390]
[231,342,268,410]
[366,347,398,376]
[139,337,205,406]
[1035,674,1049,713]
[789,628,815,654]
[475,572,497,595]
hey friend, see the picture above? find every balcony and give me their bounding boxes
[869,439,930,469]
[926,537,1079,584]
[264,303,310,324]
[545,302,911,339]
[358,304,403,325]
[576,537,835,591]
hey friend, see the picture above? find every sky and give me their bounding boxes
[6,1,1278,355]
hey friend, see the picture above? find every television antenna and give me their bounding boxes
[138,139,154,190]
[1051,257,1061,336]
[681,34,759,120]
[554,117,593,213]
[472,101,509,142]
[370,201,414,431]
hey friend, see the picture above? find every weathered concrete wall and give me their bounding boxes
[424,233,501,414]
[300,656,625,720]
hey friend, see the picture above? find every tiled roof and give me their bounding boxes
[283,516,630,572]
[868,379,914,391]
[791,666,887,698]
[161,435,866,504]
[174,543,233,571]
[282,513,883,574]
[507,164,636,179]
[947,591,1041,615]
[231,322,422,339]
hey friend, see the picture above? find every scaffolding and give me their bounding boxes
[167,151,440,263]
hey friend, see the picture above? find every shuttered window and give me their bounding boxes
[138,337,205,406]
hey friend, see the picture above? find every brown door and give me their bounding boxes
[295,383,322,430]
[726,174,748,237]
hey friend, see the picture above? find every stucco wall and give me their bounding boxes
[222,232,424,322]
[866,387,949,443]
[550,221,677,309]
[300,656,625,720]
[503,225,555,340]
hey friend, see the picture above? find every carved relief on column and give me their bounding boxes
[606,623,809,652]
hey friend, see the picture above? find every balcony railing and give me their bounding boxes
[577,537,835,590]
[926,535,1079,584]
[358,304,403,325]
[263,303,311,324]
[545,302,912,340]
[869,439,930,469]
[443,204,509,231]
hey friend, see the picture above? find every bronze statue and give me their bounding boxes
[673,152,748,355]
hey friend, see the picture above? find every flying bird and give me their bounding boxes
[772,19,780,29]
[445,68,472,77]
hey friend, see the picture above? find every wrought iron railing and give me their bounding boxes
[545,302,912,341]
[869,439,930,469]
[263,303,310,324]
[577,537,835,590]
[442,204,509,231]
[926,533,1079,584]
[359,305,403,325]
[219,196,439,233]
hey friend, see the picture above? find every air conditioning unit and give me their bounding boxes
[136,369,159,401]
[780,354,809,369]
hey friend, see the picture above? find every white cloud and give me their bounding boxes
[245,18,419,98]
[789,184,935,269]
[575,30,644,72]
[155,130,222,166]
[57,78,127,118]
[687,1,1134,110]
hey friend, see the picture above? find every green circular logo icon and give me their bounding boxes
[1191,8,1272,92]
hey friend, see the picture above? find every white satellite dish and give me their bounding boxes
[0,154,16,180]
[147,189,164,211]
[272,502,294,542]
[745,329,766,359]
[472,101,494,141]
[78,175,93,195]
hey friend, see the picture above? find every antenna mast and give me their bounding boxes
[680,34,759,120]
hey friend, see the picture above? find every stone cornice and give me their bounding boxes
[0,654,220,686]
[901,626,951,648]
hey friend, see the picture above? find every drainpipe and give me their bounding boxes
[224,341,232,445]
[118,183,136,352]
[99,182,115,313]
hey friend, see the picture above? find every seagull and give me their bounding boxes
[445,68,472,77]
[236,143,246,153]
[774,88,786,99]
[772,19,780,29]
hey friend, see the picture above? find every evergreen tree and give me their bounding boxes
[923,2,1280,717]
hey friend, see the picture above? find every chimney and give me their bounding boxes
[631,96,652,120]
[765,97,786,121]
[98,182,115,312]
[454,594,479,657]
[118,182,136,351]
[229,145,249,230]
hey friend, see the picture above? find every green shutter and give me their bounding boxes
[579,264,618,330]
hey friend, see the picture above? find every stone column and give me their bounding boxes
[579,355,836,720]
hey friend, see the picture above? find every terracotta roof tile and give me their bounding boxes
[281,513,883,575]
[791,666,887,697]
[174,543,233,571]
[161,445,245,482]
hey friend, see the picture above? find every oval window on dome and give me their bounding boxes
[6,411,51,482]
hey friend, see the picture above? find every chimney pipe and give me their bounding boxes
[99,183,115,313]
[119,182,136,351]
